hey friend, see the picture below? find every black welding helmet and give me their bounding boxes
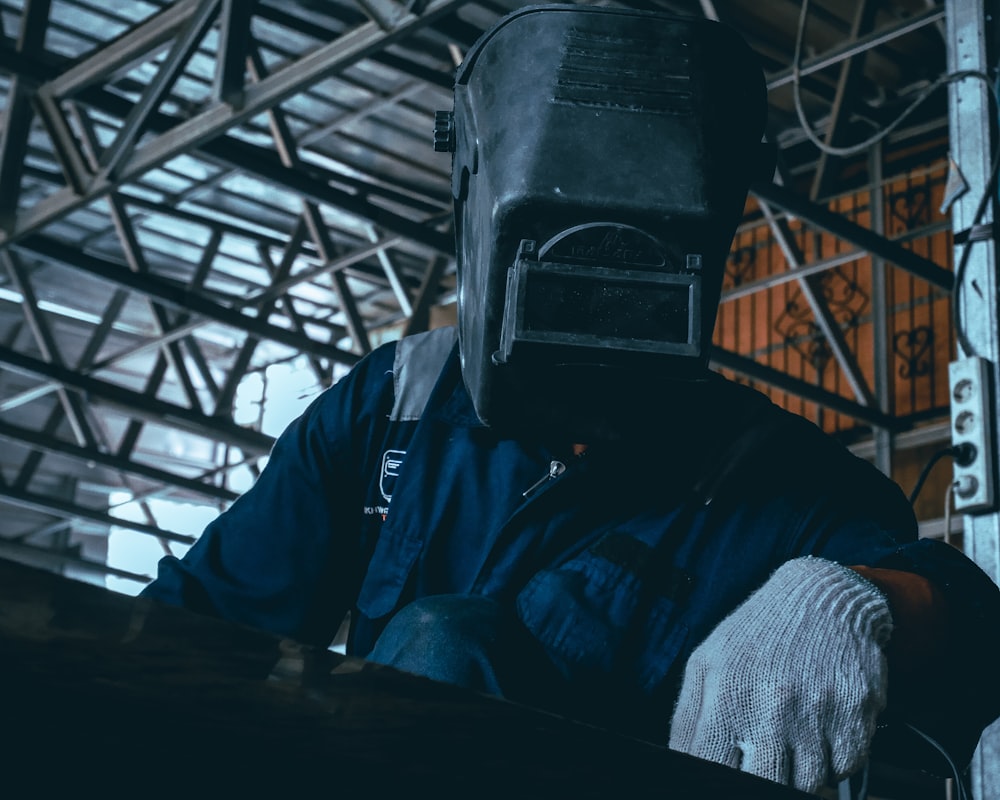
[437,4,771,440]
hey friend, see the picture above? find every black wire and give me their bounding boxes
[953,130,1000,357]
[793,0,1000,159]
[793,0,1000,357]
[908,446,958,505]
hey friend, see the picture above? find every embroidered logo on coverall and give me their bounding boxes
[379,449,405,501]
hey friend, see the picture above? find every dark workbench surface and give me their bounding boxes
[0,557,815,797]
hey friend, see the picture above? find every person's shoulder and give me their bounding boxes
[705,374,883,480]
[709,375,834,441]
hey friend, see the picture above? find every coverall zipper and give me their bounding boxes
[522,460,566,498]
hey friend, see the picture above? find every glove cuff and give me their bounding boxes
[770,556,893,648]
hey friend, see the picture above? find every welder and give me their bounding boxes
[142,5,1000,793]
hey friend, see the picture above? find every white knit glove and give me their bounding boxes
[669,556,893,793]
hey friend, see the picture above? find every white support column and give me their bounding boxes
[945,0,1000,797]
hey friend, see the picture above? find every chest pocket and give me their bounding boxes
[356,521,423,620]
[515,525,693,694]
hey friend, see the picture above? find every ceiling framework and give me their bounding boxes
[0,0,973,581]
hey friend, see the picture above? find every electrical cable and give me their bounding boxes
[792,0,999,159]
[907,446,957,505]
[951,140,1000,357]
[793,0,1000,356]
[943,480,956,548]
[905,723,971,800]
[850,761,869,800]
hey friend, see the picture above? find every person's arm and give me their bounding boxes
[848,566,948,700]
[141,343,398,648]
[800,462,1000,767]
[669,437,1000,790]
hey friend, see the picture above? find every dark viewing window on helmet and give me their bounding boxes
[500,262,701,359]
[525,269,692,343]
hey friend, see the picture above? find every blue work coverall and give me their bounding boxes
[143,327,1000,762]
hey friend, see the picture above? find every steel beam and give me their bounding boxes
[0,222,369,416]
[403,252,451,337]
[214,0,255,106]
[756,201,877,408]
[249,46,372,356]
[198,136,454,256]
[70,88,452,255]
[255,239,329,386]
[15,52,450,247]
[106,195,207,414]
[250,233,406,307]
[0,418,238,503]
[14,235,361,367]
[13,406,69,494]
[355,0,412,31]
[77,289,130,372]
[751,180,954,291]
[112,340,192,478]
[709,347,904,432]
[212,221,307,416]
[302,81,427,149]
[0,0,53,225]
[2,0,469,247]
[766,7,946,91]
[724,249,865,303]
[98,0,221,179]
[0,343,276,456]
[31,87,92,195]
[253,3,455,91]
[2,252,99,451]
[0,313,207,414]
[809,0,877,201]
[0,538,152,583]
[0,483,196,545]
[174,229,223,396]
[108,193,211,411]
[48,0,202,96]
[367,224,413,317]
[0,80,36,227]
[3,281,136,507]
[869,143,894,477]
[13,0,51,64]
[306,205,372,355]
[721,219,952,302]
[5,16,451,217]
[72,102,220,414]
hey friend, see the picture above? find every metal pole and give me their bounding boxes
[869,142,893,477]
[945,0,1000,796]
